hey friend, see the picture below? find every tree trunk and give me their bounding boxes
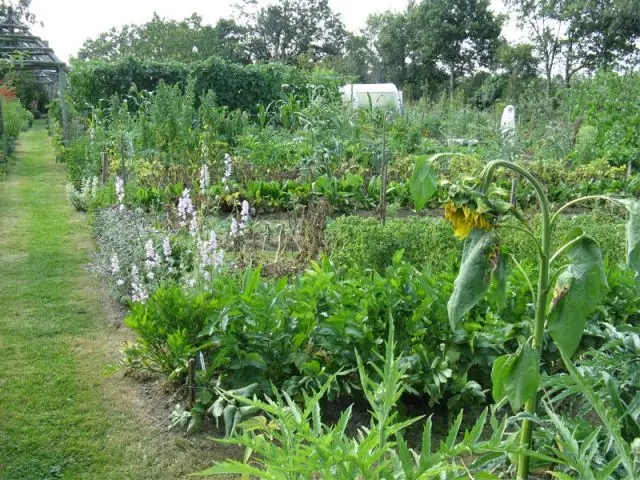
[449,63,455,101]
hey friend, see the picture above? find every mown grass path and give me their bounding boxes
[0,122,224,479]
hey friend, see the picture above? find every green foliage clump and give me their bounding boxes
[122,257,502,408]
[567,72,640,167]
[573,124,598,163]
[3,97,33,138]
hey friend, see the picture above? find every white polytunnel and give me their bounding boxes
[339,83,403,111]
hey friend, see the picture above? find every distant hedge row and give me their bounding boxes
[69,57,343,112]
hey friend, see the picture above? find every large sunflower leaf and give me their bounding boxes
[493,250,508,312]
[409,155,438,210]
[491,344,540,412]
[448,229,501,329]
[608,198,640,282]
[548,236,608,358]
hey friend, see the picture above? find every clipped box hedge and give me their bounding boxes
[326,212,627,273]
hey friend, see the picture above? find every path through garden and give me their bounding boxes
[0,121,232,479]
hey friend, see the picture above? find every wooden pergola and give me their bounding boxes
[0,7,70,141]
[0,7,67,99]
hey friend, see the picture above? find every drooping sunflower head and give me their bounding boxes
[444,202,494,240]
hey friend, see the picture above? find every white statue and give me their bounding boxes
[501,105,516,148]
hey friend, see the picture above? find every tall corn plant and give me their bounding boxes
[411,155,640,479]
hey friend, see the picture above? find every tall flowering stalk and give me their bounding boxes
[199,231,224,270]
[230,218,239,238]
[110,253,125,286]
[239,200,251,234]
[130,265,148,304]
[144,239,159,279]
[178,189,198,236]
[115,176,125,211]
[410,153,639,480]
[195,230,224,285]
[222,153,232,190]
[200,163,209,194]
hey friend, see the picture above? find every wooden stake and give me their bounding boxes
[379,116,388,226]
[120,134,127,185]
[101,152,110,185]
[187,358,196,408]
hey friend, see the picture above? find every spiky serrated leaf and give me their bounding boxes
[192,461,276,478]
[548,236,608,357]
[409,155,437,210]
[448,229,501,329]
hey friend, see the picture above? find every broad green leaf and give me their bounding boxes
[208,396,225,418]
[491,344,540,412]
[187,414,203,435]
[448,229,501,329]
[548,236,608,358]
[609,198,640,282]
[409,155,437,210]
[222,404,237,437]
[242,266,262,297]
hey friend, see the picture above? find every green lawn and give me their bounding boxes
[0,122,231,479]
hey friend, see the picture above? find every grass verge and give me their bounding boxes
[0,122,233,479]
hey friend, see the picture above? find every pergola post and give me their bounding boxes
[58,68,71,145]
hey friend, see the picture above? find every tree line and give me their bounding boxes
[7,0,640,104]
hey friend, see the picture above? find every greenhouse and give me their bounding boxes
[339,83,404,111]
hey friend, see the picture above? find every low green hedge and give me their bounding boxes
[326,211,627,272]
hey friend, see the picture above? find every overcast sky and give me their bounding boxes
[28,0,519,62]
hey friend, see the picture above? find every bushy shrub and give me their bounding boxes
[125,286,218,375]
[566,71,640,167]
[326,215,459,272]
[3,96,33,138]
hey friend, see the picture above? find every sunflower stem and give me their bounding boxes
[482,160,552,480]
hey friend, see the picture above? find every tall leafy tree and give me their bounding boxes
[505,0,566,95]
[410,0,503,98]
[497,42,539,80]
[238,0,347,63]
[563,0,640,75]
[365,11,412,86]
[323,33,376,82]
[0,0,34,23]
[76,14,249,64]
